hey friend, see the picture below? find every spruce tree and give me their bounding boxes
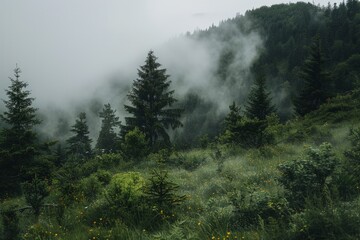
[96,103,120,153]
[123,50,182,147]
[295,36,329,116]
[224,102,241,131]
[0,67,40,195]
[222,102,242,143]
[66,112,92,159]
[245,73,276,120]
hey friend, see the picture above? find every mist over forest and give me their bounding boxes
[1,1,360,239]
[15,1,358,147]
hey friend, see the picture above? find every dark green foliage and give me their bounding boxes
[123,51,182,147]
[231,192,290,228]
[144,169,186,216]
[339,127,360,198]
[221,97,276,148]
[245,74,276,120]
[167,152,206,171]
[66,112,92,159]
[233,117,275,148]
[121,127,149,161]
[96,103,120,153]
[79,174,103,202]
[54,162,83,205]
[278,143,338,209]
[54,144,66,167]
[94,153,123,169]
[0,204,19,240]
[221,102,242,144]
[0,67,40,196]
[21,176,49,220]
[289,200,360,240]
[344,127,360,163]
[295,36,330,116]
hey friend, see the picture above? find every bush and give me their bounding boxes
[94,153,123,169]
[289,200,360,239]
[278,143,338,209]
[21,175,50,220]
[94,170,112,185]
[103,172,151,226]
[233,117,275,149]
[231,191,290,228]
[79,174,103,202]
[345,127,360,164]
[169,152,206,171]
[105,172,145,208]
[121,128,149,161]
[0,203,19,240]
[53,162,83,205]
[144,169,186,217]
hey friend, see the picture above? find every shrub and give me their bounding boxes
[95,153,123,169]
[233,117,275,149]
[121,128,149,161]
[231,191,290,228]
[289,200,360,239]
[0,203,19,240]
[21,175,50,220]
[94,170,112,185]
[345,127,360,164]
[147,148,172,165]
[144,169,186,217]
[169,152,206,171]
[53,162,83,205]
[79,174,103,202]
[102,172,151,226]
[278,143,338,209]
[105,172,145,209]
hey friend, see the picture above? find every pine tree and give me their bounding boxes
[96,103,120,153]
[66,112,92,159]
[221,102,242,144]
[295,36,330,116]
[123,50,182,147]
[224,102,241,131]
[245,73,276,120]
[0,66,40,195]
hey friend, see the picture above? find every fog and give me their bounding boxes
[0,0,336,140]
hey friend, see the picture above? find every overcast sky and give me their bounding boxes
[0,0,336,108]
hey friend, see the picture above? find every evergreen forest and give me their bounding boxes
[1,1,360,239]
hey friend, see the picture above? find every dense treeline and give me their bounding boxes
[1,1,360,239]
[177,1,360,144]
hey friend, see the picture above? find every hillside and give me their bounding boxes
[175,1,360,146]
[1,1,360,240]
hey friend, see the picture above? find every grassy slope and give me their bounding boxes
[2,90,360,239]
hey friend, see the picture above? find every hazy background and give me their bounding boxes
[0,0,336,139]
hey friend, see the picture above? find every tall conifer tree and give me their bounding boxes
[96,103,120,153]
[0,67,40,195]
[245,73,276,120]
[123,51,182,147]
[66,112,92,158]
[295,36,329,116]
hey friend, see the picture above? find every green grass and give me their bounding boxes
[2,91,360,239]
